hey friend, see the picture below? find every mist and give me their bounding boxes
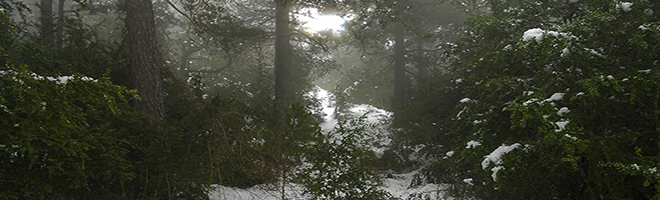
[2,0,660,199]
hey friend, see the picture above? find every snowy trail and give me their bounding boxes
[209,86,445,200]
[381,170,450,200]
[210,171,449,200]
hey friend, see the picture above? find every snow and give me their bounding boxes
[490,166,506,181]
[639,25,650,30]
[209,169,450,199]
[639,69,652,73]
[481,143,522,170]
[522,28,574,43]
[606,75,615,80]
[555,120,570,132]
[482,143,522,181]
[209,87,448,199]
[350,104,391,125]
[80,76,95,82]
[314,87,338,131]
[466,140,482,149]
[463,178,474,185]
[617,2,633,12]
[561,48,570,58]
[209,184,308,200]
[456,107,467,118]
[546,31,567,38]
[381,170,449,200]
[522,98,538,106]
[585,48,605,57]
[445,151,455,159]
[544,93,565,102]
[56,76,74,84]
[523,28,544,43]
[30,73,44,80]
[348,103,393,157]
[313,86,391,132]
[556,107,570,116]
[564,134,577,140]
[503,44,513,51]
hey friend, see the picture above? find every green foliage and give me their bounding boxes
[0,4,250,198]
[297,117,390,200]
[0,0,399,199]
[406,0,660,199]
[0,65,138,199]
[189,1,267,54]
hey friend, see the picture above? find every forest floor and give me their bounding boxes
[208,170,448,200]
[208,87,447,199]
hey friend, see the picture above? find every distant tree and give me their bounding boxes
[55,0,65,48]
[392,21,406,126]
[38,0,55,48]
[343,0,466,126]
[274,0,292,131]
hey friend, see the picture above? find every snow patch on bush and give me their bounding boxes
[466,140,482,149]
[523,28,574,43]
[556,107,570,116]
[616,2,633,12]
[482,143,522,181]
[544,93,565,102]
[555,120,570,132]
[481,143,522,169]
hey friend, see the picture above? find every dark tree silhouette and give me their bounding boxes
[125,0,164,123]
[274,0,292,130]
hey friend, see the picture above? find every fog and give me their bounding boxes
[4,0,659,199]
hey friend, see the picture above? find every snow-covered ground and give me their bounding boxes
[209,184,308,200]
[209,86,444,200]
[209,171,449,200]
[382,170,450,200]
[314,86,391,132]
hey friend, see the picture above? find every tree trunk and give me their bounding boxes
[393,22,406,126]
[274,0,291,131]
[56,0,65,49]
[416,37,428,85]
[39,0,55,48]
[125,0,164,123]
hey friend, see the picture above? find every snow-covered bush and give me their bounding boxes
[297,117,390,200]
[418,0,660,199]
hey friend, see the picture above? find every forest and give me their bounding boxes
[1,0,660,199]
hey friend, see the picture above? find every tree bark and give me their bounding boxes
[274,0,292,131]
[393,22,406,126]
[56,0,65,49]
[125,0,164,123]
[415,37,428,85]
[39,0,55,48]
